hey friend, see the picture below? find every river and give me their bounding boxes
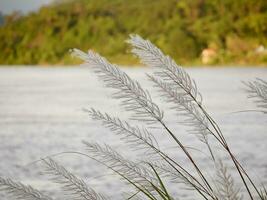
[0,66,266,199]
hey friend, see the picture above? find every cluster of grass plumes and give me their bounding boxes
[0,35,267,200]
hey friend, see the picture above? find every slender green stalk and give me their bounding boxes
[159,120,217,199]
[167,71,255,199]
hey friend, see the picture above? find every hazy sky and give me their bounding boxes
[0,0,53,14]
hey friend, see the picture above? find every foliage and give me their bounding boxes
[0,35,266,200]
[0,0,267,65]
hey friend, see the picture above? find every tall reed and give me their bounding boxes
[0,35,266,200]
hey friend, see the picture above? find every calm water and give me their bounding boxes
[0,66,266,199]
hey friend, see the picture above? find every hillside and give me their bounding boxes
[0,0,266,66]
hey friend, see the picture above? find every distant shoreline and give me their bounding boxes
[0,65,267,68]
[1,0,266,68]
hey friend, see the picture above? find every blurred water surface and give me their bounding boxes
[0,66,266,199]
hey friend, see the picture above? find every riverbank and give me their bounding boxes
[1,0,266,66]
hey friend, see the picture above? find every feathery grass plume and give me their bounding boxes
[127,35,211,136]
[86,108,211,198]
[128,35,263,199]
[128,35,218,198]
[127,34,202,104]
[147,75,213,156]
[244,78,267,113]
[71,49,163,124]
[0,176,53,200]
[83,142,159,191]
[42,158,107,200]
[83,141,177,199]
[215,160,242,200]
[71,40,215,197]
[86,108,160,155]
[128,35,215,160]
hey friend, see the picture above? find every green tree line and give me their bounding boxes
[0,0,266,66]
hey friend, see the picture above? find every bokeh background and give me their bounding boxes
[0,1,267,199]
[0,0,267,66]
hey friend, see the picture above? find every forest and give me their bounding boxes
[0,0,266,66]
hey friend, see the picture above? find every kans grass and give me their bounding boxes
[0,35,267,200]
